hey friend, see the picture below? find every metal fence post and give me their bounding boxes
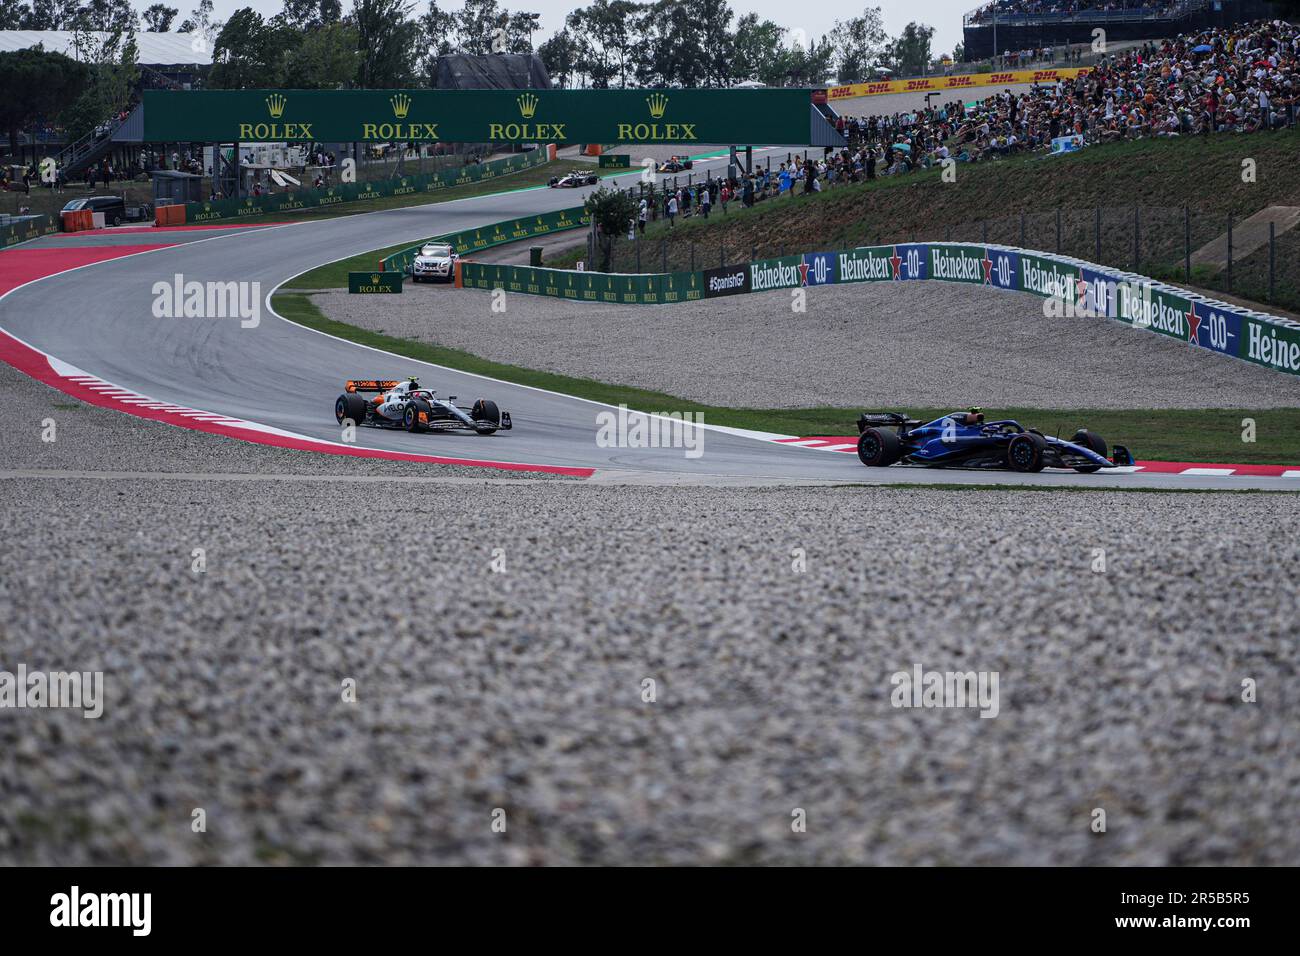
[1269,220,1276,302]
[1020,212,1026,247]
[1184,206,1190,282]
[1095,206,1101,262]
[1226,215,1233,293]
[981,220,988,244]
[690,240,695,272]
[1132,206,1139,271]
[1056,208,1061,254]
[636,233,641,273]
[661,239,667,273]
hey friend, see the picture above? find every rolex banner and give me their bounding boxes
[143,88,812,146]
[2,214,58,247]
[183,149,549,224]
[348,271,404,294]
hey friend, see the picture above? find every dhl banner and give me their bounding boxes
[827,68,1091,101]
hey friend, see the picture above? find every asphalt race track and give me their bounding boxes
[0,154,1296,490]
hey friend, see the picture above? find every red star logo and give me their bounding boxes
[889,253,903,279]
[1075,276,1088,304]
[798,261,810,286]
[981,256,993,283]
[1186,304,1201,346]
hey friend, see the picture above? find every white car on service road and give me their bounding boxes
[411,242,457,282]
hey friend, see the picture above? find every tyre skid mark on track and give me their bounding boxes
[774,436,1300,479]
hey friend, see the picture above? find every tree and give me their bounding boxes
[731,13,785,85]
[537,28,580,88]
[886,21,935,78]
[456,0,502,55]
[142,4,179,31]
[353,0,419,87]
[281,0,342,27]
[208,8,301,89]
[284,22,360,88]
[59,26,140,141]
[0,46,89,153]
[829,7,887,84]
[583,184,637,272]
[178,0,222,50]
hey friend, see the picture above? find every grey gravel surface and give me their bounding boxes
[0,361,572,479]
[315,282,1300,410]
[1,477,1295,865]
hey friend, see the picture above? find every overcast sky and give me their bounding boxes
[152,1,975,62]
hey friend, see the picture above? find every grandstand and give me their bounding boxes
[962,0,1283,59]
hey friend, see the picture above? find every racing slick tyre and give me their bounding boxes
[471,399,500,435]
[857,427,901,467]
[335,393,369,428]
[404,399,432,433]
[1070,429,1108,473]
[1007,432,1048,472]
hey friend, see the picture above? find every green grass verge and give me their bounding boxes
[274,291,1300,464]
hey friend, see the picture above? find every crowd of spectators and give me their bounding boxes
[632,19,1297,224]
[968,0,1187,23]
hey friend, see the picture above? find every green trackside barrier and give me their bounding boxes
[183,149,550,224]
[348,271,404,294]
[380,205,589,274]
[598,154,631,168]
[1,214,58,247]
[456,240,1300,379]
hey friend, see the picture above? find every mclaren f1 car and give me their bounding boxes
[855,408,1132,473]
[334,378,511,435]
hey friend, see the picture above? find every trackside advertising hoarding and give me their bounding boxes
[1,214,58,247]
[826,67,1091,101]
[143,88,812,146]
[184,149,550,225]
[380,206,589,274]
[453,237,1300,379]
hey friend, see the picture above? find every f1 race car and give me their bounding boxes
[334,378,512,435]
[548,170,598,188]
[855,409,1132,473]
[656,156,694,173]
[411,242,457,282]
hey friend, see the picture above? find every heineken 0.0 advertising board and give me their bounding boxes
[143,88,814,146]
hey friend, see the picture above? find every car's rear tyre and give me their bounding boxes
[404,399,431,433]
[335,392,368,428]
[471,398,500,435]
[857,427,901,466]
[1007,432,1047,472]
[1071,429,1108,473]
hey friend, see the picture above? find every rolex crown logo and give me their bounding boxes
[517,92,538,118]
[266,93,287,118]
[390,93,411,119]
[371,275,380,284]
[646,93,668,118]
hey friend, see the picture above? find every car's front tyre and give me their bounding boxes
[1007,432,1047,472]
[1070,429,1108,473]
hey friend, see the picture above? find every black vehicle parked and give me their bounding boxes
[62,195,128,227]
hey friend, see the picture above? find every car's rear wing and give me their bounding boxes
[345,379,401,393]
[857,412,923,432]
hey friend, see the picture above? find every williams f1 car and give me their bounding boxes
[334,378,511,435]
[548,170,598,188]
[855,409,1132,473]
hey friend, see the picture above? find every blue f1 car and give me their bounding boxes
[855,409,1133,473]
